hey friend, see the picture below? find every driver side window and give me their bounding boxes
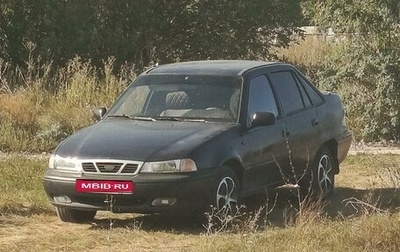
[247,75,278,126]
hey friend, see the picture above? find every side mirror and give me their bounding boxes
[251,112,275,128]
[93,106,107,120]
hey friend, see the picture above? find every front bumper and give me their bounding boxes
[43,168,217,214]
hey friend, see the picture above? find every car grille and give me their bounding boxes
[81,160,142,175]
[97,163,123,173]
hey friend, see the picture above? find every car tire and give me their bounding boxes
[309,146,336,199]
[55,207,96,223]
[212,166,240,214]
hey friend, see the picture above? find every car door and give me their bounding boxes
[240,73,289,195]
[267,66,322,183]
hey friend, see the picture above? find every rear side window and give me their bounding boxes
[269,71,304,115]
[298,82,312,108]
[297,75,324,106]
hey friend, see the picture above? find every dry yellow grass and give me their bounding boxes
[0,57,132,152]
[276,36,334,68]
[1,210,400,251]
[0,92,41,127]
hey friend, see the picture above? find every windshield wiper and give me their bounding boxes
[131,116,157,122]
[108,114,156,121]
[108,114,133,119]
[109,115,206,122]
[154,116,182,121]
[183,118,207,122]
[155,116,207,122]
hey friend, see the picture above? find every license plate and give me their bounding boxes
[76,180,134,194]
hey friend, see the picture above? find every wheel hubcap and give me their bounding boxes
[317,154,333,194]
[216,177,238,212]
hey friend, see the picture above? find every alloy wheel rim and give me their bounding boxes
[216,177,238,212]
[317,154,333,194]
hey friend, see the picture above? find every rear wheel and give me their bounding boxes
[310,147,336,199]
[299,146,336,200]
[55,207,96,223]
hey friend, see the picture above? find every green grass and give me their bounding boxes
[1,154,400,251]
[0,156,52,213]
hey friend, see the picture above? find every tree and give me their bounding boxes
[0,0,304,71]
[151,0,303,63]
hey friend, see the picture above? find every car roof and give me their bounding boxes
[146,60,280,76]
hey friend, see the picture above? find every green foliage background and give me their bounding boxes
[304,0,400,141]
[0,0,302,70]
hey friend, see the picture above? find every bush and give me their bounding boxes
[303,0,400,141]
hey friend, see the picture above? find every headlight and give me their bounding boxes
[49,154,79,171]
[140,159,197,173]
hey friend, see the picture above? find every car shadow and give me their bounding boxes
[89,213,206,234]
[88,186,400,234]
[326,187,400,218]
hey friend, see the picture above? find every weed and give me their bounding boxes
[343,196,386,216]
[104,195,116,240]
[203,205,261,234]
[380,160,400,189]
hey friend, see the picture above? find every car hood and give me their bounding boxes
[55,119,236,161]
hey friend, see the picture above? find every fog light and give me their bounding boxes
[54,196,72,204]
[151,198,177,206]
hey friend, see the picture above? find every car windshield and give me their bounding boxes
[106,74,242,123]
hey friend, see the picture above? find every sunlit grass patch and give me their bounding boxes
[337,154,400,189]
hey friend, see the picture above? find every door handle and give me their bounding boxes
[312,119,319,127]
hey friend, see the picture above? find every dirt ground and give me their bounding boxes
[349,141,400,155]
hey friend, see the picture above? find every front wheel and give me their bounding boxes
[212,167,240,214]
[55,207,96,223]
